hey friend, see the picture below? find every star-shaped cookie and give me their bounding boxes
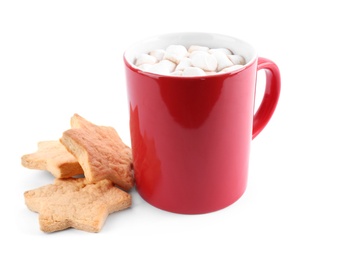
[60,114,134,191]
[24,178,132,233]
[21,140,83,178]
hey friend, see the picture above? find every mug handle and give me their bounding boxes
[252,57,281,139]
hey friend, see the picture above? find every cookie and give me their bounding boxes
[24,178,132,233]
[60,114,134,191]
[21,140,83,178]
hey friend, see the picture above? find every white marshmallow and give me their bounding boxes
[205,71,218,75]
[219,65,244,73]
[208,48,233,55]
[134,44,246,77]
[190,51,217,72]
[227,55,246,65]
[149,49,165,62]
[170,70,183,76]
[164,45,188,64]
[175,57,192,71]
[188,45,209,53]
[143,63,171,75]
[135,53,157,66]
[182,67,206,76]
[188,50,202,58]
[211,51,234,71]
[159,59,176,72]
[138,63,153,71]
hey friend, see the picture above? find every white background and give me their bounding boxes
[1,0,337,259]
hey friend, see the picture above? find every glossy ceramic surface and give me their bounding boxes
[124,33,280,214]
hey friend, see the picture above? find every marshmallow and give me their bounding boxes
[188,45,209,53]
[164,45,188,64]
[159,59,176,72]
[188,51,202,58]
[175,57,192,71]
[182,67,206,76]
[134,44,246,77]
[170,70,183,76]
[205,71,218,75]
[138,63,153,71]
[190,51,217,72]
[149,49,165,62]
[219,65,244,74]
[143,62,171,75]
[211,51,234,71]
[208,48,233,55]
[227,55,246,65]
[135,53,157,66]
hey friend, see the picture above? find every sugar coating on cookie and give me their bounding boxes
[21,140,83,178]
[60,114,134,191]
[24,178,132,233]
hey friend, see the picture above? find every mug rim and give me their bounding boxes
[123,32,258,78]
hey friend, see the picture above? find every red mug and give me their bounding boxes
[124,32,281,214]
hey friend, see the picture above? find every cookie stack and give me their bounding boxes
[21,114,134,233]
